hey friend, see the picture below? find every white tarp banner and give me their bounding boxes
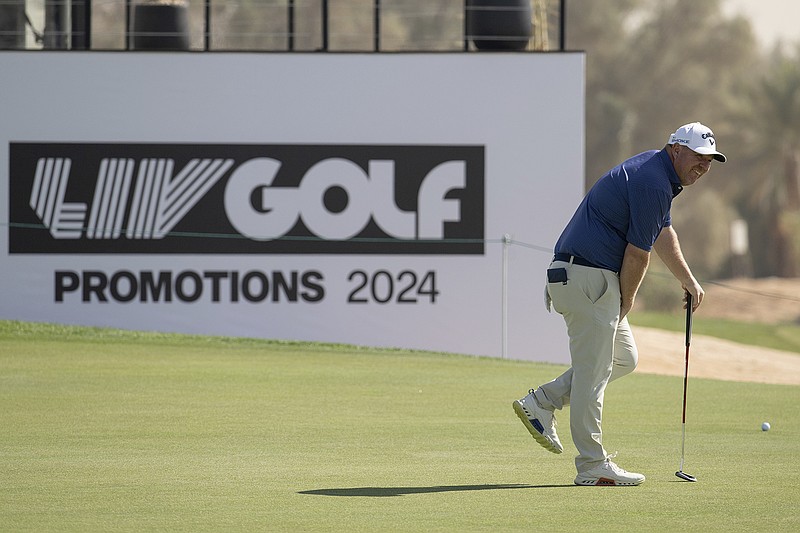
[0,52,583,363]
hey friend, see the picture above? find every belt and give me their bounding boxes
[553,253,606,270]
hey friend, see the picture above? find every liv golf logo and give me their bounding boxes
[9,143,485,254]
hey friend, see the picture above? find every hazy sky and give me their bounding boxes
[723,0,800,49]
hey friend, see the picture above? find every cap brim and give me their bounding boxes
[693,147,727,163]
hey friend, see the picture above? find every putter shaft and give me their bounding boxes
[676,292,696,482]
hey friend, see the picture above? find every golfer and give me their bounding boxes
[513,122,726,486]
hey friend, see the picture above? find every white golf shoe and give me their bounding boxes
[574,456,645,486]
[512,389,563,454]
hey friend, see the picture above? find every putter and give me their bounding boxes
[676,292,697,482]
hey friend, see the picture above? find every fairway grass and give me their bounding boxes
[1,321,798,532]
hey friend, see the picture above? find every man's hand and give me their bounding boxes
[682,281,704,312]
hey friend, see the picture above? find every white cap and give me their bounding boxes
[666,122,727,162]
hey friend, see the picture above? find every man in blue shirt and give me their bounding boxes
[513,122,726,486]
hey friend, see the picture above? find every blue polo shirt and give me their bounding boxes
[554,148,682,272]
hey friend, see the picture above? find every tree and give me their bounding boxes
[565,0,643,186]
[737,44,800,276]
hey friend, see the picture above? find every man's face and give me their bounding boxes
[671,144,714,186]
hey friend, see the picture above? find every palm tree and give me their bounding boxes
[746,45,800,276]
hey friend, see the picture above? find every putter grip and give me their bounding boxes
[685,292,693,347]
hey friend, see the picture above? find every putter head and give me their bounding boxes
[675,470,697,482]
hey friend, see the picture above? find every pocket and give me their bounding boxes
[581,269,609,304]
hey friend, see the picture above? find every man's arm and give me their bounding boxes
[619,243,650,320]
[653,225,704,310]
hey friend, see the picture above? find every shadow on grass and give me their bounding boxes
[298,483,575,497]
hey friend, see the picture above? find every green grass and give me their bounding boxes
[630,311,800,354]
[1,320,799,532]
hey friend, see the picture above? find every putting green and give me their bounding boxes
[1,321,797,531]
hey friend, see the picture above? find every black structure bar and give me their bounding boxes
[288,0,294,51]
[86,0,92,48]
[559,0,566,50]
[205,0,211,50]
[321,0,328,51]
[125,0,131,50]
[373,0,380,52]
[71,0,91,49]
[463,0,469,51]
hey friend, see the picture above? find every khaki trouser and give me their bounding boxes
[537,261,638,473]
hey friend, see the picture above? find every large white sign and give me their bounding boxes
[0,52,584,363]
